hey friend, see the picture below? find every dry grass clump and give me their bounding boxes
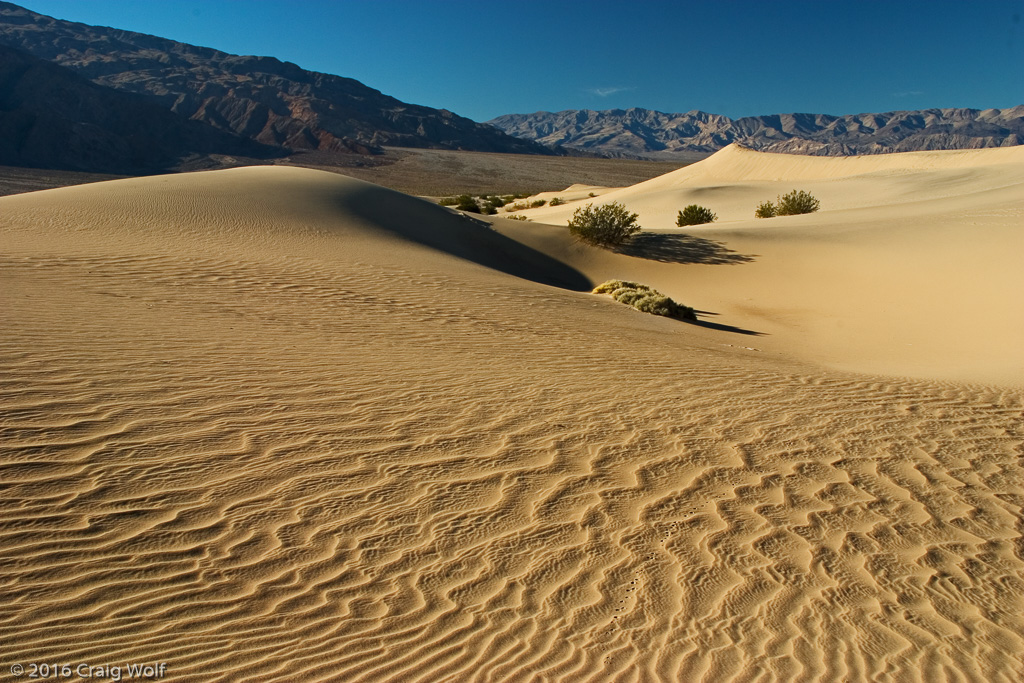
[593,280,696,320]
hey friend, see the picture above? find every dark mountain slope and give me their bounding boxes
[0,1,554,156]
[0,44,279,172]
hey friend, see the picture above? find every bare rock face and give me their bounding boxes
[0,44,280,172]
[488,106,1024,159]
[0,1,554,159]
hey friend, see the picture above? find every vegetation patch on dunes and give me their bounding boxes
[593,280,697,320]
[755,189,820,218]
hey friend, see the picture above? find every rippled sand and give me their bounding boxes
[1,159,1022,682]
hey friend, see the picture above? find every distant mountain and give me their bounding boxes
[488,107,1024,159]
[0,1,555,164]
[0,44,279,172]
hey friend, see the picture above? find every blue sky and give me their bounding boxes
[20,0,1024,122]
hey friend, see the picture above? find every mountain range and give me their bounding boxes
[0,1,552,172]
[0,43,284,172]
[488,107,1024,159]
[1,1,1022,174]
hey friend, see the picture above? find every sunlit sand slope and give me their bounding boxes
[516,145,1024,385]
[2,167,1022,682]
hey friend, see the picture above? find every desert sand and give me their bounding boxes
[1,147,1022,682]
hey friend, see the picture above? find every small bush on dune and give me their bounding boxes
[530,199,547,208]
[592,280,696,320]
[439,196,458,206]
[455,194,479,213]
[568,202,641,247]
[593,279,645,294]
[549,197,565,206]
[754,200,777,218]
[676,204,717,226]
[755,190,819,218]
[480,203,497,215]
[776,189,820,216]
[506,214,530,221]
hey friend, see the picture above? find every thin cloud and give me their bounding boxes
[893,90,925,98]
[586,86,633,97]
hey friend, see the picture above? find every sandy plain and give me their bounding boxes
[1,145,1022,682]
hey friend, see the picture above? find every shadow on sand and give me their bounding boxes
[613,232,756,265]
[342,185,593,291]
[688,309,765,336]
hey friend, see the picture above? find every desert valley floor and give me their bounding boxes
[1,145,1022,682]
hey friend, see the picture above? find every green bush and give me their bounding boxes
[588,192,597,198]
[480,203,497,215]
[592,280,696,320]
[506,214,529,221]
[549,197,565,206]
[439,196,458,206]
[455,194,479,212]
[530,199,547,208]
[754,200,777,218]
[776,189,820,216]
[676,204,717,226]
[567,202,641,247]
[489,196,506,207]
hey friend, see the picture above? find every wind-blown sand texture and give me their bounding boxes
[2,148,1022,682]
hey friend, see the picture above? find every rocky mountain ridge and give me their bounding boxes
[488,106,1024,159]
[0,43,280,172]
[0,1,554,163]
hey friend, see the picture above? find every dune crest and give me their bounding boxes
[512,145,1024,386]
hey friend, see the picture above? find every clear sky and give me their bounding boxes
[18,0,1024,122]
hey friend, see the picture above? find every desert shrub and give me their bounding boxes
[530,199,547,208]
[549,197,565,206]
[593,279,645,294]
[588,192,597,197]
[506,214,529,221]
[754,200,777,218]
[513,192,531,199]
[480,203,497,215]
[567,202,641,247]
[592,279,696,320]
[439,196,458,206]
[676,204,717,226]
[633,294,680,317]
[776,189,820,216]
[489,196,506,207]
[454,194,479,212]
[505,202,528,212]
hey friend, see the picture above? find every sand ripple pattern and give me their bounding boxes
[2,251,1023,683]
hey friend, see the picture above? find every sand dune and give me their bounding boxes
[1,162,1022,682]
[515,144,1024,386]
